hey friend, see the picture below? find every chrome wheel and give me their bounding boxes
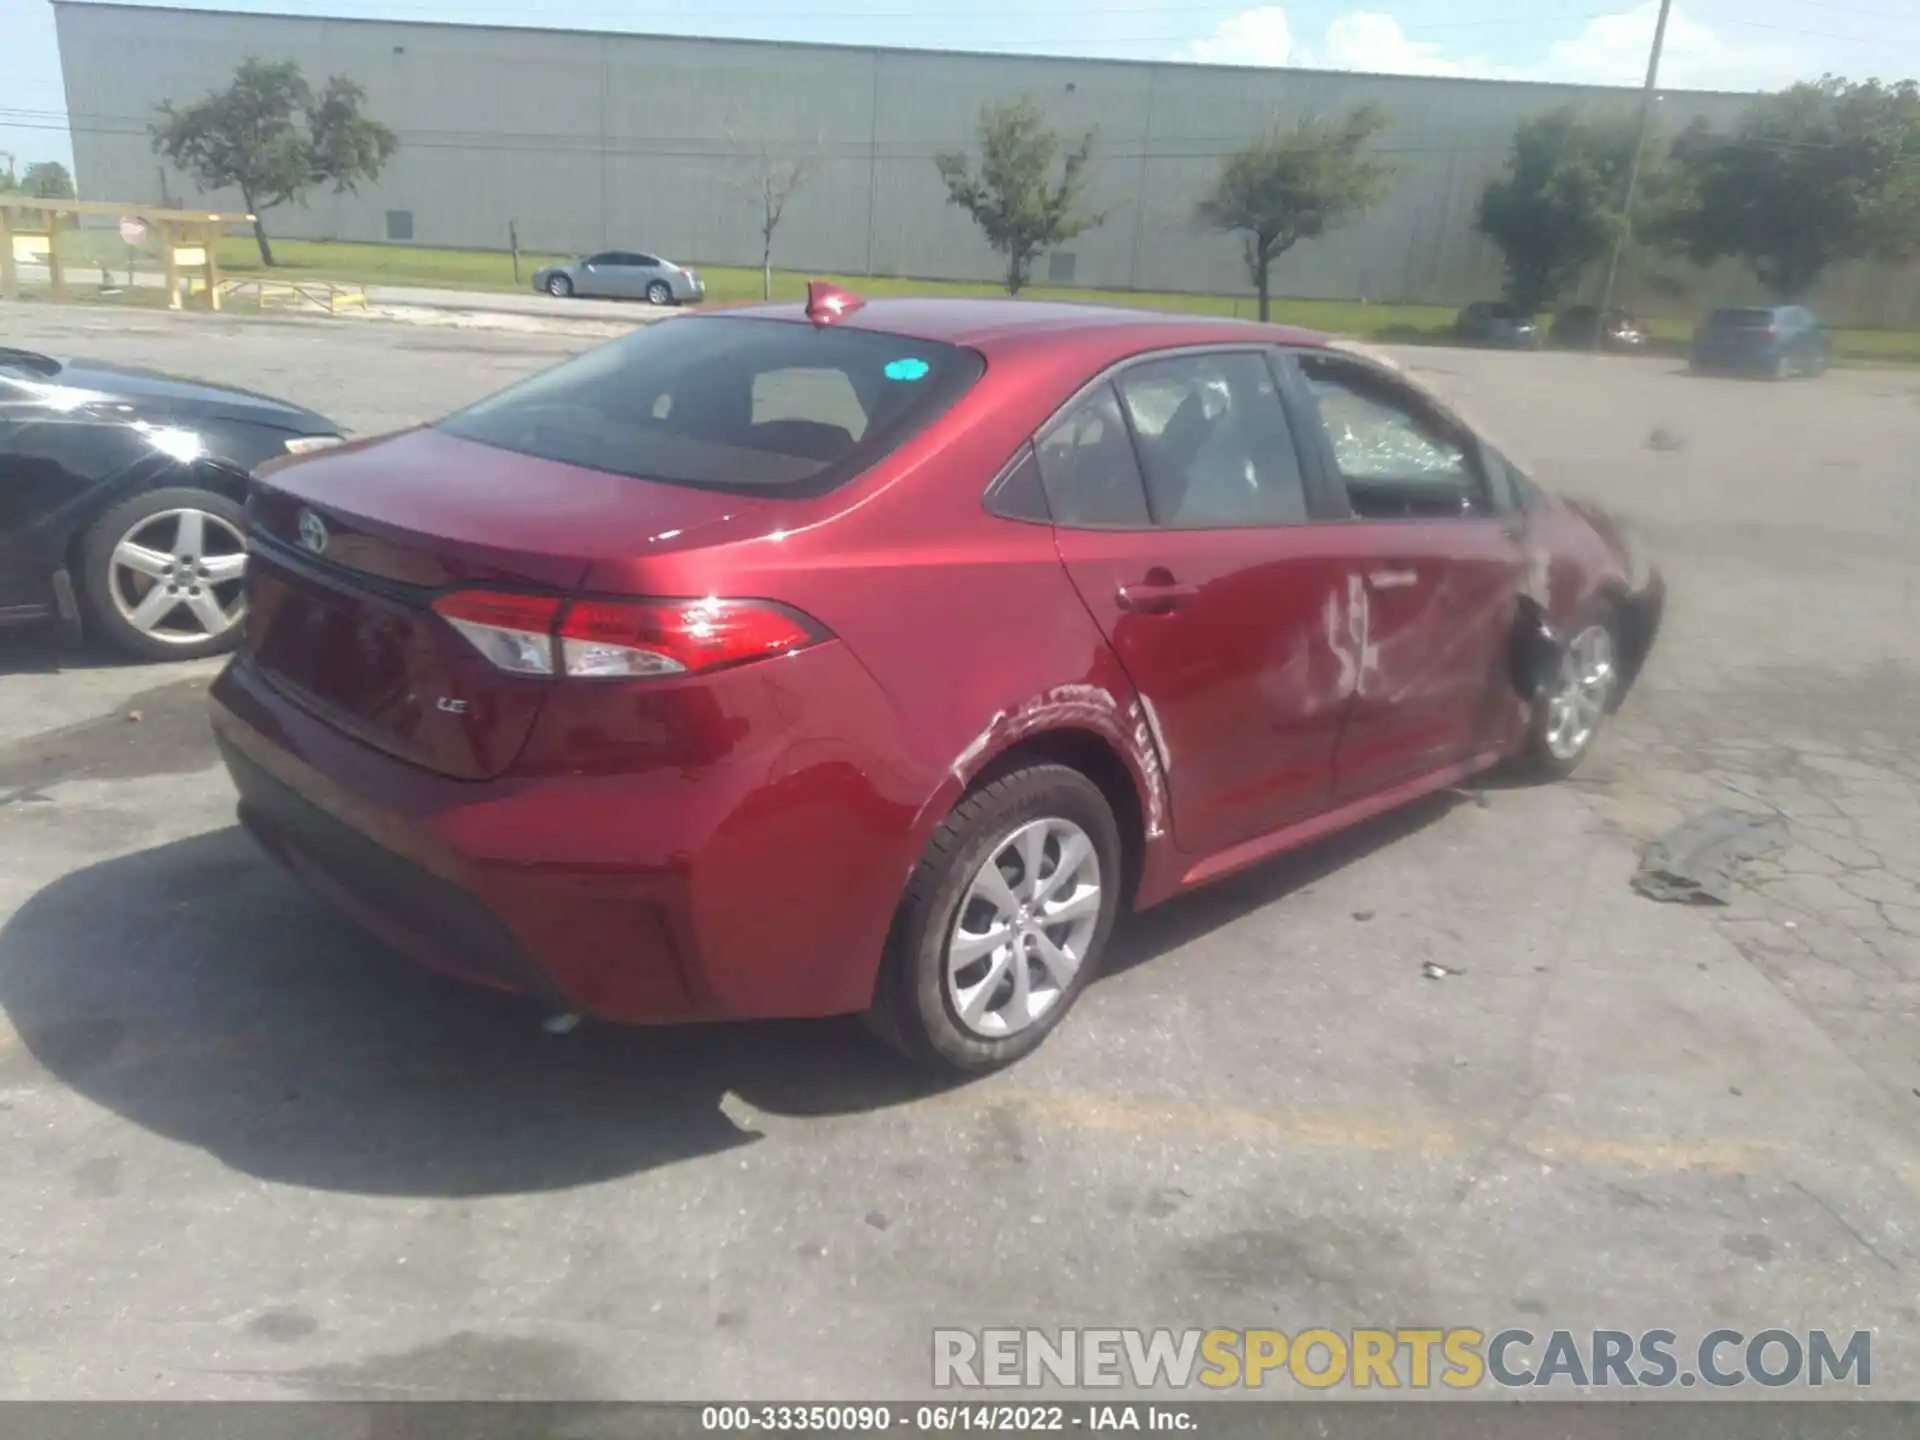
[108,507,247,646]
[547,275,572,297]
[946,817,1101,1039]
[1543,623,1615,761]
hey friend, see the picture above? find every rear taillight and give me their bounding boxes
[432,591,563,675]
[432,591,824,679]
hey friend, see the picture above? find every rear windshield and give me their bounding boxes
[439,316,985,495]
[1707,308,1776,327]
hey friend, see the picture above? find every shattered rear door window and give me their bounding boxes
[1297,355,1489,520]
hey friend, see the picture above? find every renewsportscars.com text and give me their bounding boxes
[932,1327,1872,1391]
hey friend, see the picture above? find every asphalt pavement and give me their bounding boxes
[0,302,1915,1400]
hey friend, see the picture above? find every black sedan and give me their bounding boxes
[1452,301,1542,350]
[1,347,344,660]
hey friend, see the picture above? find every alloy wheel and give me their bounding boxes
[1542,624,1615,761]
[108,507,248,646]
[946,817,1102,1039]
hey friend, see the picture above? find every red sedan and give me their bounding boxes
[211,287,1663,1072]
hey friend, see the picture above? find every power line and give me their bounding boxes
[1769,0,1920,22]
[40,0,1615,28]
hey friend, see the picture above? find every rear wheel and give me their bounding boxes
[79,486,249,661]
[1520,608,1619,779]
[646,280,673,306]
[869,764,1122,1073]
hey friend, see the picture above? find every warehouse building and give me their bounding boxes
[50,1,1920,324]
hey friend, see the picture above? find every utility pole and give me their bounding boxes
[1593,0,1673,348]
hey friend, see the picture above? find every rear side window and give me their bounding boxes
[1035,384,1150,528]
[1298,355,1488,520]
[440,318,985,495]
[1116,352,1307,528]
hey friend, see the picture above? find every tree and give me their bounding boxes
[936,97,1101,294]
[1656,76,1920,300]
[1196,106,1395,322]
[729,135,818,300]
[1474,106,1648,316]
[150,56,397,266]
[21,161,76,199]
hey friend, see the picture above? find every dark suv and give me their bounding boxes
[1689,306,1831,379]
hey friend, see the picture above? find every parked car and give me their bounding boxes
[212,287,1663,1073]
[1,347,344,660]
[1549,305,1647,351]
[1452,301,1542,350]
[1689,305,1831,378]
[532,251,705,305]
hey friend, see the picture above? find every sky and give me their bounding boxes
[3,0,1917,177]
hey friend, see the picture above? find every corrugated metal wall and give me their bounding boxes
[52,1,1920,326]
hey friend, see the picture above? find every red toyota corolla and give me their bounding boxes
[211,287,1663,1071]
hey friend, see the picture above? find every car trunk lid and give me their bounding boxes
[243,428,770,779]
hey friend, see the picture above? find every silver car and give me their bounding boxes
[533,251,705,305]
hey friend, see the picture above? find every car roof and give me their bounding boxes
[710,296,1328,356]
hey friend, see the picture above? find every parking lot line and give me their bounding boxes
[978,1084,1782,1175]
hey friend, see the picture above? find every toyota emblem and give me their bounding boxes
[297,510,328,555]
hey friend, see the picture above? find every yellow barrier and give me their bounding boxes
[211,277,369,313]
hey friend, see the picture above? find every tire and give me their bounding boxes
[546,274,573,297]
[1518,604,1620,781]
[868,764,1123,1074]
[78,485,250,662]
[646,281,673,306]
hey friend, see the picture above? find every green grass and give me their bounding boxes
[209,237,1464,337]
[28,235,1920,362]
[213,236,576,291]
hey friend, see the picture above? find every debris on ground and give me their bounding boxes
[1631,807,1790,905]
[1646,424,1686,452]
[542,1012,581,1035]
[1353,908,1376,922]
[865,1211,890,1232]
[1422,961,1460,980]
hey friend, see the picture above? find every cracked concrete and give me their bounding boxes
[0,316,1916,1399]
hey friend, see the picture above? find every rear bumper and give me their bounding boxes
[209,645,918,1024]
[222,737,574,1007]
[1690,346,1778,372]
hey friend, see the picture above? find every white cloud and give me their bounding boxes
[1183,3,1811,93]
[1315,12,1503,79]
[1183,6,1294,67]
[1537,3,1803,90]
